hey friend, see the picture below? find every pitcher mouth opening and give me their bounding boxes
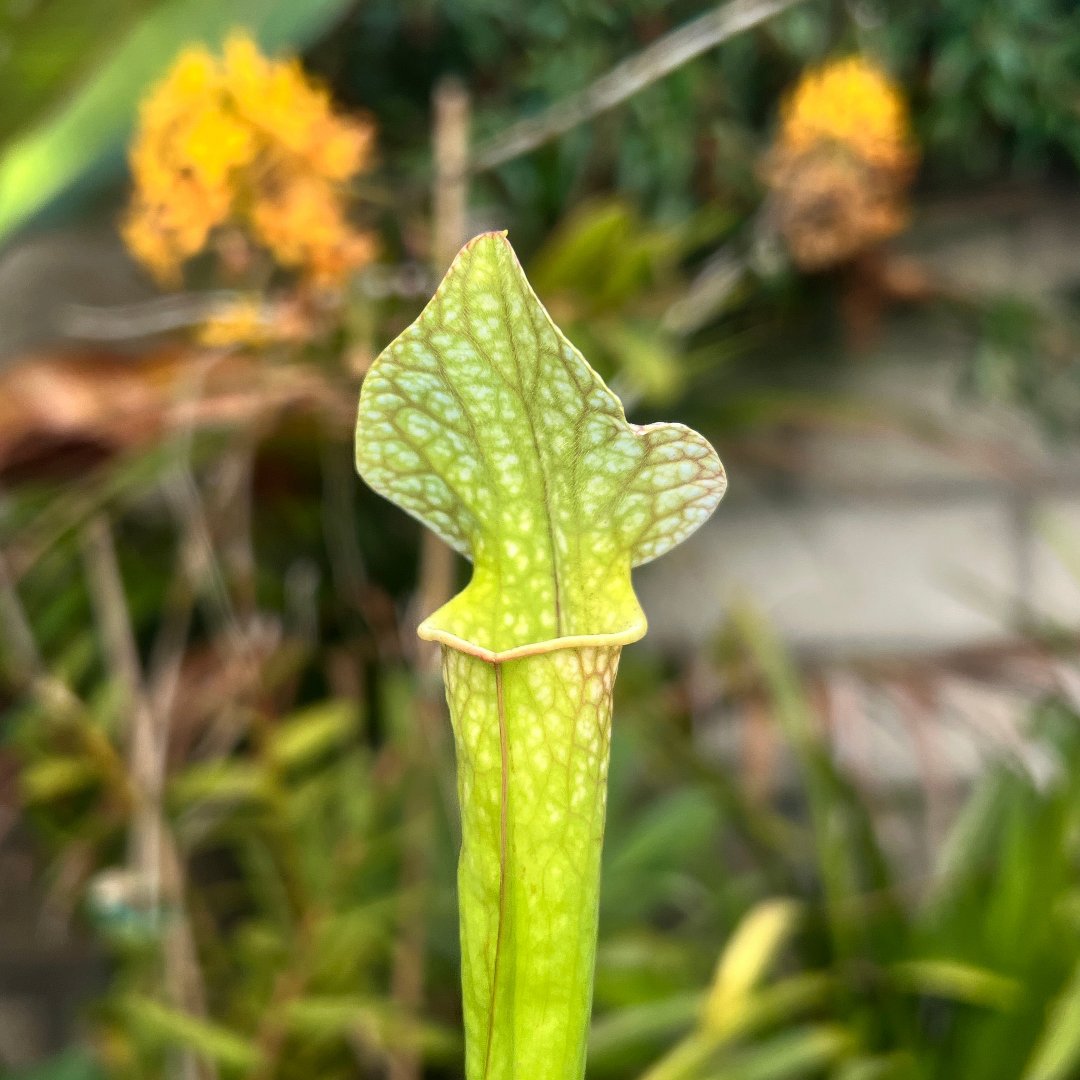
[416,619,647,664]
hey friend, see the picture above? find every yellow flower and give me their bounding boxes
[168,49,218,101]
[180,106,257,188]
[221,34,372,182]
[777,56,915,172]
[123,32,376,287]
[122,212,178,283]
[251,176,377,286]
[764,56,918,270]
[308,122,374,183]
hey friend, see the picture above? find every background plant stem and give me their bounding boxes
[387,74,471,1080]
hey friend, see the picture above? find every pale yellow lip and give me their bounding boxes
[416,619,647,664]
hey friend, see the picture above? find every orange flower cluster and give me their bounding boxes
[123,34,375,287]
[764,56,918,270]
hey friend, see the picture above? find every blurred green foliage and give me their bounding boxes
[6,0,1080,239]
[318,0,1080,224]
[6,1050,106,1080]
[3,0,1080,1077]
[10,462,1080,1078]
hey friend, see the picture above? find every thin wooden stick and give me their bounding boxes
[80,515,162,888]
[411,76,471,657]
[472,0,808,171]
[0,545,44,683]
[432,77,472,273]
[79,514,217,1080]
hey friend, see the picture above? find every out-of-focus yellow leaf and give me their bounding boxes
[703,898,802,1034]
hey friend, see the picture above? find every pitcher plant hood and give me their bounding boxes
[355,231,726,661]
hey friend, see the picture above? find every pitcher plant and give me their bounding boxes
[355,232,726,1080]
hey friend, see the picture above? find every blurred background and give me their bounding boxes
[3,1,1080,1077]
